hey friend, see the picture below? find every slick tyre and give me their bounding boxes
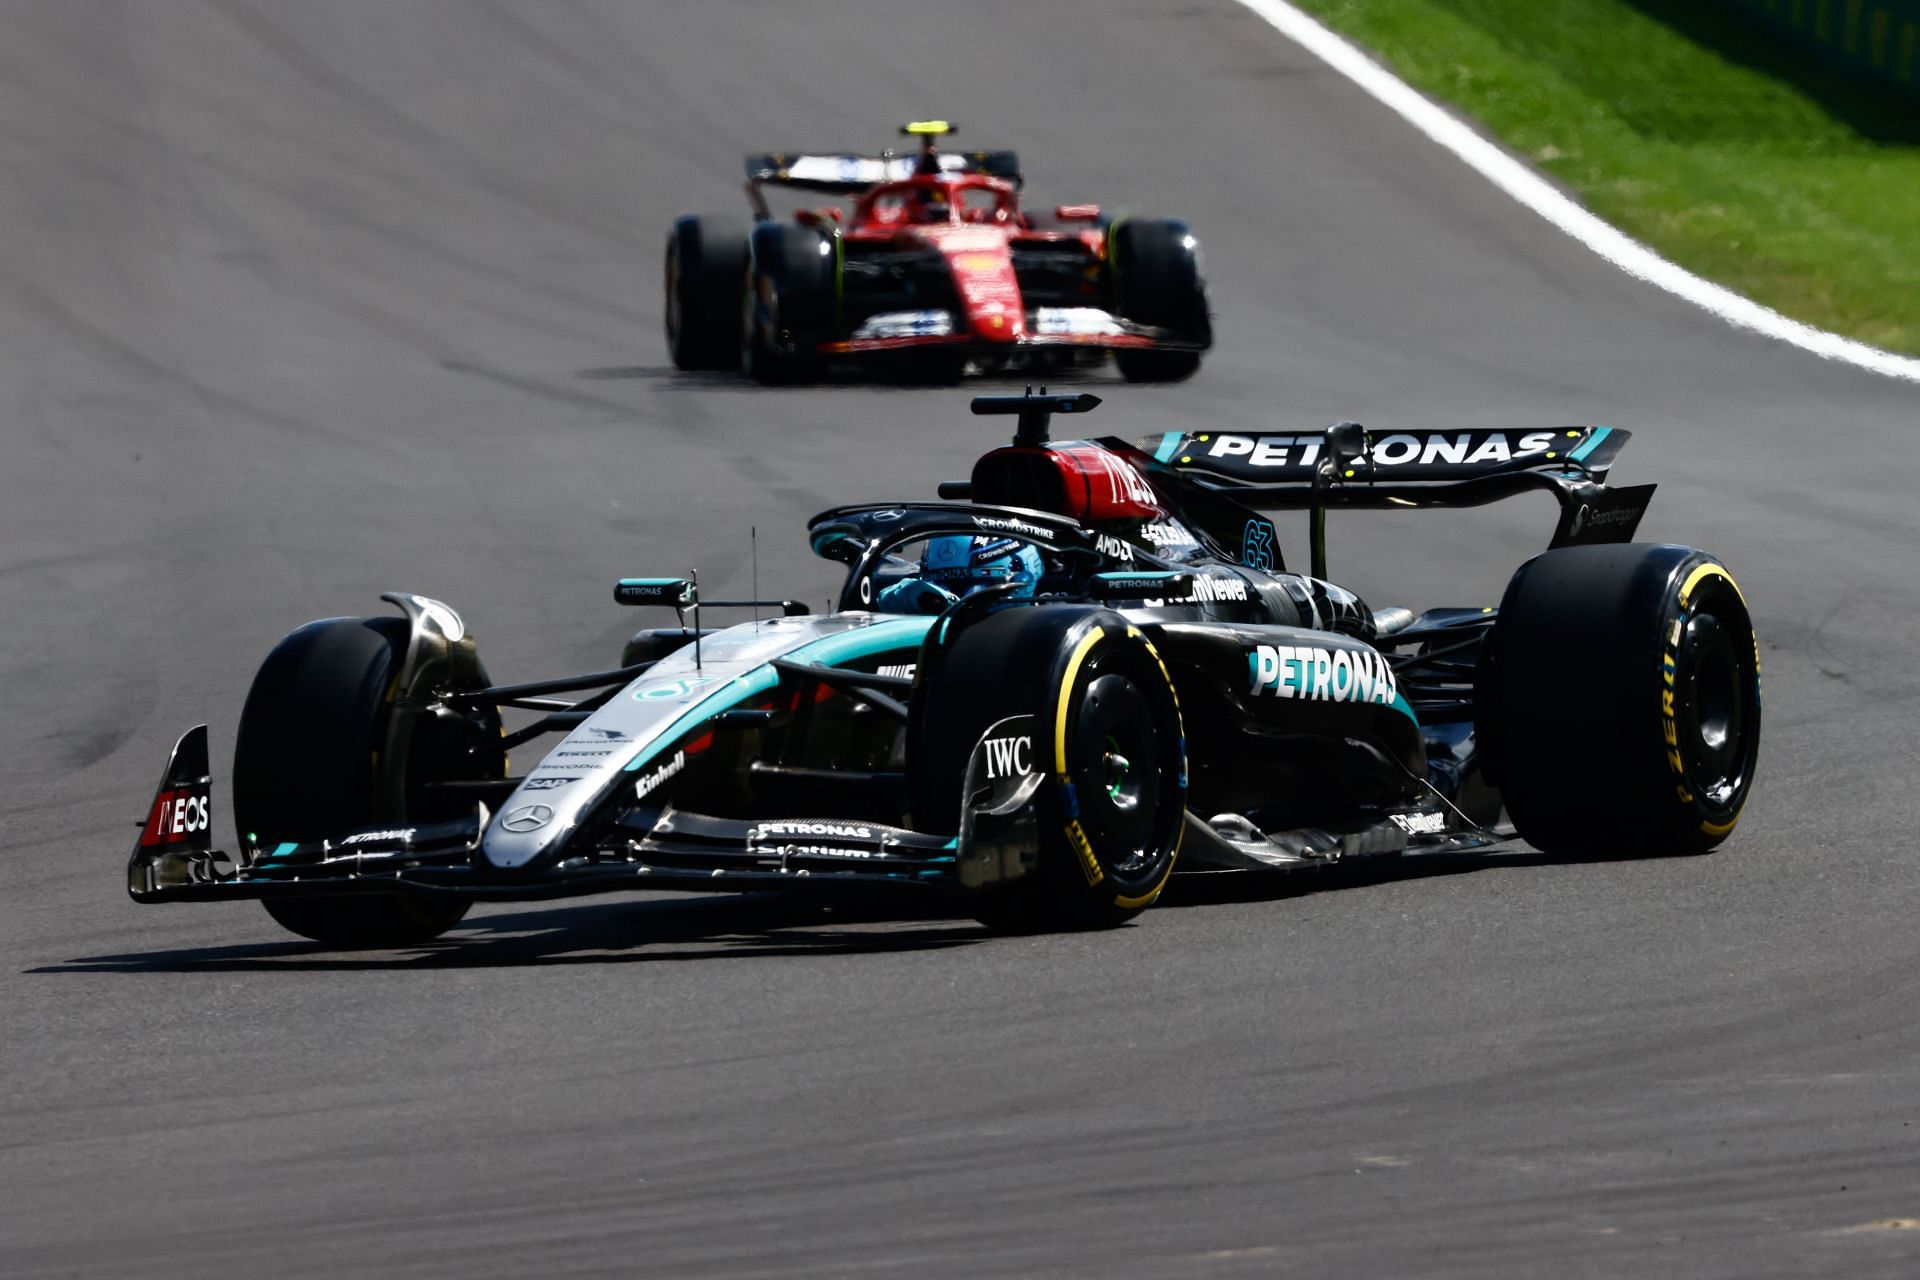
[1482,545,1761,857]
[234,617,499,946]
[911,607,1187,930]
[1109,218,1209,383]
[665,215,748,370]
[742,222,833,384]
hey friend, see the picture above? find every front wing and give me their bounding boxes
[818,320,1202,358]
[128,726,1045,905]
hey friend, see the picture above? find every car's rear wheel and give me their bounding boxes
[1109,217,1210,383]
[665,214,748,371]
[911,606,1187,930]
[234,616,503,946]
[1481,544,1761,857]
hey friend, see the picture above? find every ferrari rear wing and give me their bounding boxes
[1139,424,1654,577]
[744,148,1022,197]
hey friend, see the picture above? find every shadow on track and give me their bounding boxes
[37,846,1691,974]
[30,892,987,974]
[1154,844,1666,911]
[575,364,1119,390]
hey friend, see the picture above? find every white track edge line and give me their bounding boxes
[1233,0,1920,385]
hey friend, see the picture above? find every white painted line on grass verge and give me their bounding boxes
[1233,0,1920,384]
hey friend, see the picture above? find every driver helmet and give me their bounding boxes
[911,185,953,224]
[922,535,1042,595]
[877,535,1043,613]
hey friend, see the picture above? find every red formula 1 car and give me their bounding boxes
[665,122,1213,384]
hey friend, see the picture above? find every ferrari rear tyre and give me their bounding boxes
[665,214,748,371]
[1482,544,1761,857]
[1114,349,1201,383]
[234,616,501,946]
[1109,217,1210,383]
[742,222,833,384]
[911,606,1187,930]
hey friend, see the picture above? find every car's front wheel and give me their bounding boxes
[742,222,834,384]
[911,606,1187,930]
[1108,217,1210,383]
[234,616,503,946]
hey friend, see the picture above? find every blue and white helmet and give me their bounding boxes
[919,535,1043,596]
[875,535,1044,613]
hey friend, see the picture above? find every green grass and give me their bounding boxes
[1290,0,1920,354]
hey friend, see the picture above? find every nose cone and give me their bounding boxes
[482,800,567,868]
[942,239,1026,343]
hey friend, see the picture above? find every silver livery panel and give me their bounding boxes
[480,614,929,868]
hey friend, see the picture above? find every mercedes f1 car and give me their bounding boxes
[665,122,1212,384]
[129,391,1760,946]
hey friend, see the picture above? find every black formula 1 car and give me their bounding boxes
[665,122,1211,384]
[130,392,1760,945]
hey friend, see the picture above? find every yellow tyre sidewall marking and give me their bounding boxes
[1677,561,1743,610]
[1053,627,1106,776]
[1051,624,1188,908]
[1054,627,1109,887]
[1668,562,1754,836]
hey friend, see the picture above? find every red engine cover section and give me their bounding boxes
[970,442,1163,521]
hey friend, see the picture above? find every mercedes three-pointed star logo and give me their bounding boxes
[500,803,554,833]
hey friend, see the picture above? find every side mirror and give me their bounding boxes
[1054,203,1101,222]
[615,578,694,607]
[809,524,866,565]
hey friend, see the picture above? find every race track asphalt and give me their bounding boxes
[4,3,1919,1276]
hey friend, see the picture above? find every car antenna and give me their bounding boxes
[690,568,701,670]
[751,526,760,628]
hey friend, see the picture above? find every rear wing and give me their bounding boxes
[1140,425,1654,577]
[744,148,1022,197]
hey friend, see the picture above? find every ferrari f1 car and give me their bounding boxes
[129,392,1760,946]
[664,121,1212,384]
